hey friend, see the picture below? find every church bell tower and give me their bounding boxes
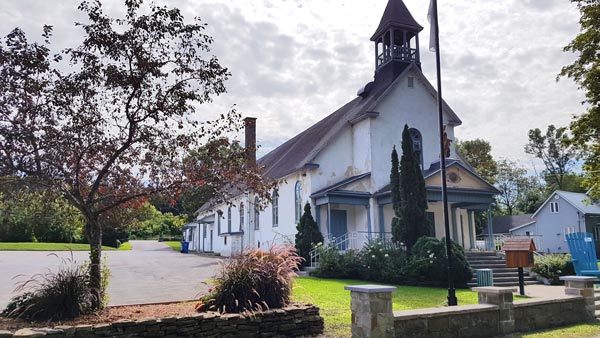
[371,0,423,87]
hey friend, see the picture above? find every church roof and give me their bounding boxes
[370,0,423,41]
[257,63,461,180]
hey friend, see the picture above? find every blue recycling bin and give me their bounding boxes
[476,269,494,287]
[181,241,189,253]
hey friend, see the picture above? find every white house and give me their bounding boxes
[508,190,600,255]
[192,0,499,256]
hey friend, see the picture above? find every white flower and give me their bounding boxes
[384,254,389,258]
[372,255,376,258]
[429,253,435,258]
[427,250,431,254]
[429,260,434,264]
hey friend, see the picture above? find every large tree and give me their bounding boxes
[456,139,498,183]
[559,0,600,199]
[495,160,541,215]
[0,0,270,308]
[393,125,430,250]
[525,124,579,190]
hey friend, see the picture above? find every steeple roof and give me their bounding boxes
[370,0,423,41]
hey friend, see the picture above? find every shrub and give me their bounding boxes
[310,243,363,279]
[531,254,575,285]
[198,245,302,313]
[361,239,408,284]
[407,237,472,287]
[295,203,324,268]
[2,254,96,321]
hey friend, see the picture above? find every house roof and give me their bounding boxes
[533,190,600,218]
[257,63,461,180]
[503,237,536,252]
[423,159,501,194]
[311,173,371,198]
[370,0,423,41]
[492,214,534,234]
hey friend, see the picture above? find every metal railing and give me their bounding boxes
[309,231,395,267]
[475,234,543,252]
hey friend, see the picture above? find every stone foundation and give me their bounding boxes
[0,304,324,338]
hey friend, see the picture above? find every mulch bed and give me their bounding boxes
[0,301,198,331]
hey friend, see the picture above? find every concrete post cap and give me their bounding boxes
[471,287,517,294]
[344,285,397,293]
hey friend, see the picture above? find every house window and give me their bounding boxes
[227,207,232,233]
[203,224,206,239]
[408,128,424,169]
[254,196,260,230]
[408,76,414,88]
[564,227,575,241]
[550,202,559,213]
[239,203,245,231]
[217,211,222,235]
[224,236,227,245]
[295,181,302,223]
[594,226,600,241]
[272,191,279,227]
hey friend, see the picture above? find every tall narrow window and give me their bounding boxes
[550,202,559,213]
[295,181,302,223]
[227,207,232,233]
[272,191,279,227]
[254,196,260,230]
[239,203,245,231]
[408,128,423,169]
[217,211,222,235]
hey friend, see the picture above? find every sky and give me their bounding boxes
[0,0,586,172]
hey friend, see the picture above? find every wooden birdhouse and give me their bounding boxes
[504,238,536,268]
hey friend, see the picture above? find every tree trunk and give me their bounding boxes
[85,217,103,310]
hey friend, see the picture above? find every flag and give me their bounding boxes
[428,0,437,52]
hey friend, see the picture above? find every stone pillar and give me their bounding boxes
[345,285,396,338]
[561,276,598,320]
[473,287,517,335]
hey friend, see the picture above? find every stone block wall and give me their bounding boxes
[514,298,586,332]
[0,304,324,338]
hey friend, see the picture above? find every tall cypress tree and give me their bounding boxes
[390,146,403,243]
[396,125,430,250]
[295,202,323,267]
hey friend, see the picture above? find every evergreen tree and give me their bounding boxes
[390,146,403,243]
[295,202,324,267]
[395,125,430,250]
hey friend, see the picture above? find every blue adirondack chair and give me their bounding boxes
[566,232,600,277]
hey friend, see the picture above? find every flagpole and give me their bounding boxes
[431,0,458,306]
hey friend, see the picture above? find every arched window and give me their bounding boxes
[239,203,244,231]
[295,181,302,223]
[227,206,232,233]
[254,196,260,230]
[409,128,424,169]
[272,191,279,227]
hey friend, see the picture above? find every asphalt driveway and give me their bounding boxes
[0,240,221,309]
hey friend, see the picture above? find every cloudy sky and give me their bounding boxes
[0,0,586,171]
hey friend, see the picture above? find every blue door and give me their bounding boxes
[330,210,348,250]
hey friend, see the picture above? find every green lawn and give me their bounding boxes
[504,322,600,338]
[0,242,119,251]
[292,277,478,337]
[163,241,182,252]
[117,242,132,251]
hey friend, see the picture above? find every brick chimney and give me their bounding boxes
[244,117,257,168]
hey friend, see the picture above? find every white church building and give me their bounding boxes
[188,0,499,257]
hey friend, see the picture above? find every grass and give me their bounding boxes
[163,241,182,252]
[0,242,119,251]
[504,322,600,338]
[292,277,478,337]
[117,242,132,251]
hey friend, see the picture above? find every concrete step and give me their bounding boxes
[469,260,507,265]
[297,271,309,277]
[467,280,542,287]
[595,302,600,311]
[465,251,498,256]
[596,310,600,318]
[470,263,508,269]
[302,266,318,273]
[472,272,531,278]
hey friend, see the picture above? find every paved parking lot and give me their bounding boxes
[0,240,221,309]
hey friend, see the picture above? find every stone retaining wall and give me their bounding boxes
[514,298,587,332]
[347,277,598,338]
[0,304,324,338]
